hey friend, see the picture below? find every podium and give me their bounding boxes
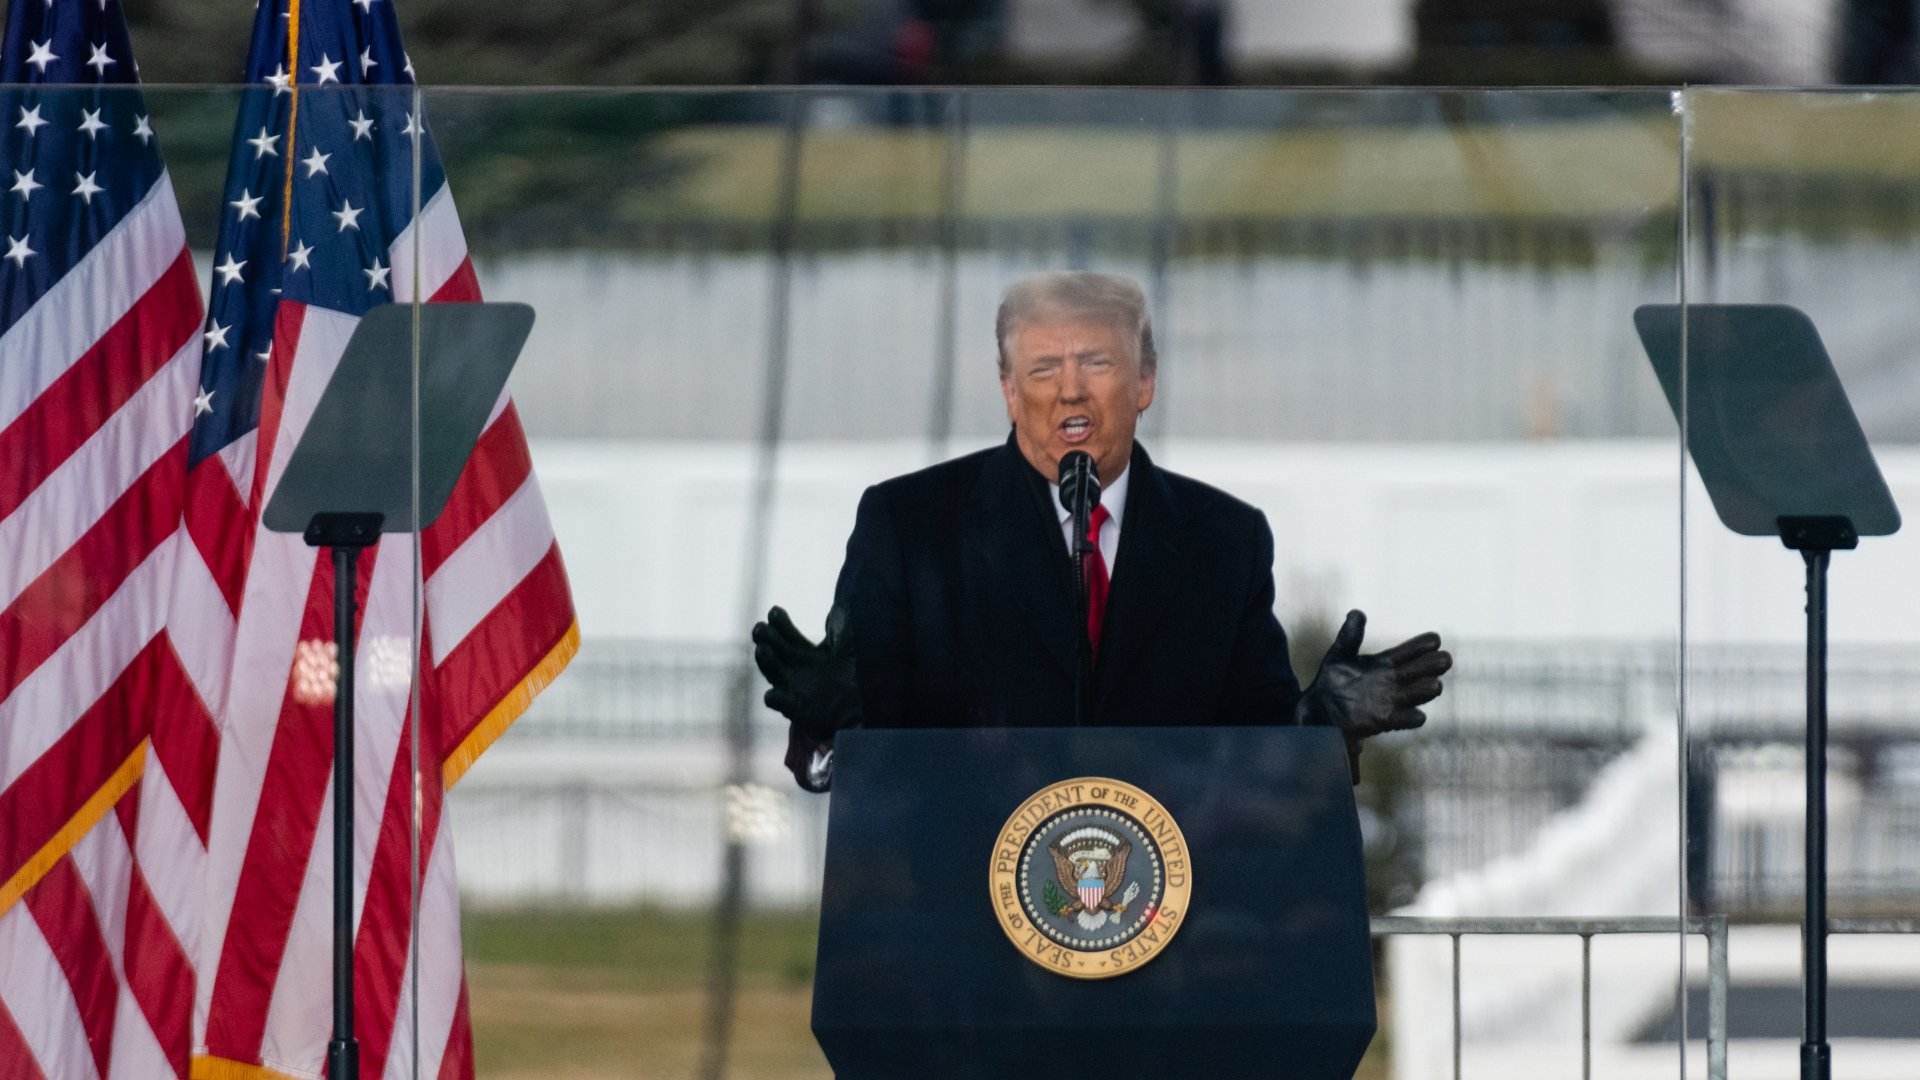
[812,725,1375,1080]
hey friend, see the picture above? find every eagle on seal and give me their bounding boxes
[1048,827,1143,932]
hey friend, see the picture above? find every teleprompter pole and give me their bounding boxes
[329,542,360,1080]
[1778,515,1855,1080]
[305,512,383,1080]
[1801,544,1831,1080]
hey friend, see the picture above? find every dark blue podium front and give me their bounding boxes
[811,725,1375,1080]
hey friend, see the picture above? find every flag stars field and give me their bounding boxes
[0,90,167,299]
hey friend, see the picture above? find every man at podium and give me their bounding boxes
[755,271,1450,790]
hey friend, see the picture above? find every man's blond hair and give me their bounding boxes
[995,271,1157,377]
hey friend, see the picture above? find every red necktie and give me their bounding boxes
[1085,504,1111,656]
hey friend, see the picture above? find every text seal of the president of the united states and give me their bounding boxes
[989,776,1192,979]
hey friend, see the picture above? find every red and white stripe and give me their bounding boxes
[190,179,576,1080]
[0,171,213,1080]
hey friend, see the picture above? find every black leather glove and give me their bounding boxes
[753,605,861,789]
[1296,609,1451,783]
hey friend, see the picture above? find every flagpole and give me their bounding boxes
[280,0,304,259]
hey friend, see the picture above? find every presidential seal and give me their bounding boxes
[989,776,1192,979]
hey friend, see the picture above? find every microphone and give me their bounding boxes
[1058,451,1102,517]
[1059,451,1101,561]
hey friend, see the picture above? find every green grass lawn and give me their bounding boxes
[462,906,1389,1079]
[463,907,828,1080]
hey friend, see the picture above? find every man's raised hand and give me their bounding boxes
[752,604,862,745]
[1295,609,1452,781]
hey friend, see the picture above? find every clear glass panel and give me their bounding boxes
[409,86,1689,1080]
[1681,88,1920,1074]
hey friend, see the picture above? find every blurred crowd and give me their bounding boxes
[123,0,1920,87]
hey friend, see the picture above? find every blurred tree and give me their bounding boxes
[1837,0,1920,83]
[1402,0,1651,85]
[1415,0,1615,49]
[1094,0,1228,85]
[119,0,253,82]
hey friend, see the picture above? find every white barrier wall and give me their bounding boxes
[528,437,1920,650]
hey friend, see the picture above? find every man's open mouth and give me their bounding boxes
[1060,417,1091,443]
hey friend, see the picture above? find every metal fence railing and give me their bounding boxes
[510,638,1920,741]
[1373,916,1731,1080]
[1375,916,1920,1080]
[471,638,1920,912]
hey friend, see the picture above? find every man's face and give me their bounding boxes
[1000,317,1154,487]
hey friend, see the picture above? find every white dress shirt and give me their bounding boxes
[1050,463,1129,572]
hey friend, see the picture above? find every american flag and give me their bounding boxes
[0,0,210,1076]
[185,1,578,1077]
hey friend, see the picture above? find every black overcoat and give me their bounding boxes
[826,434,1303,734]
